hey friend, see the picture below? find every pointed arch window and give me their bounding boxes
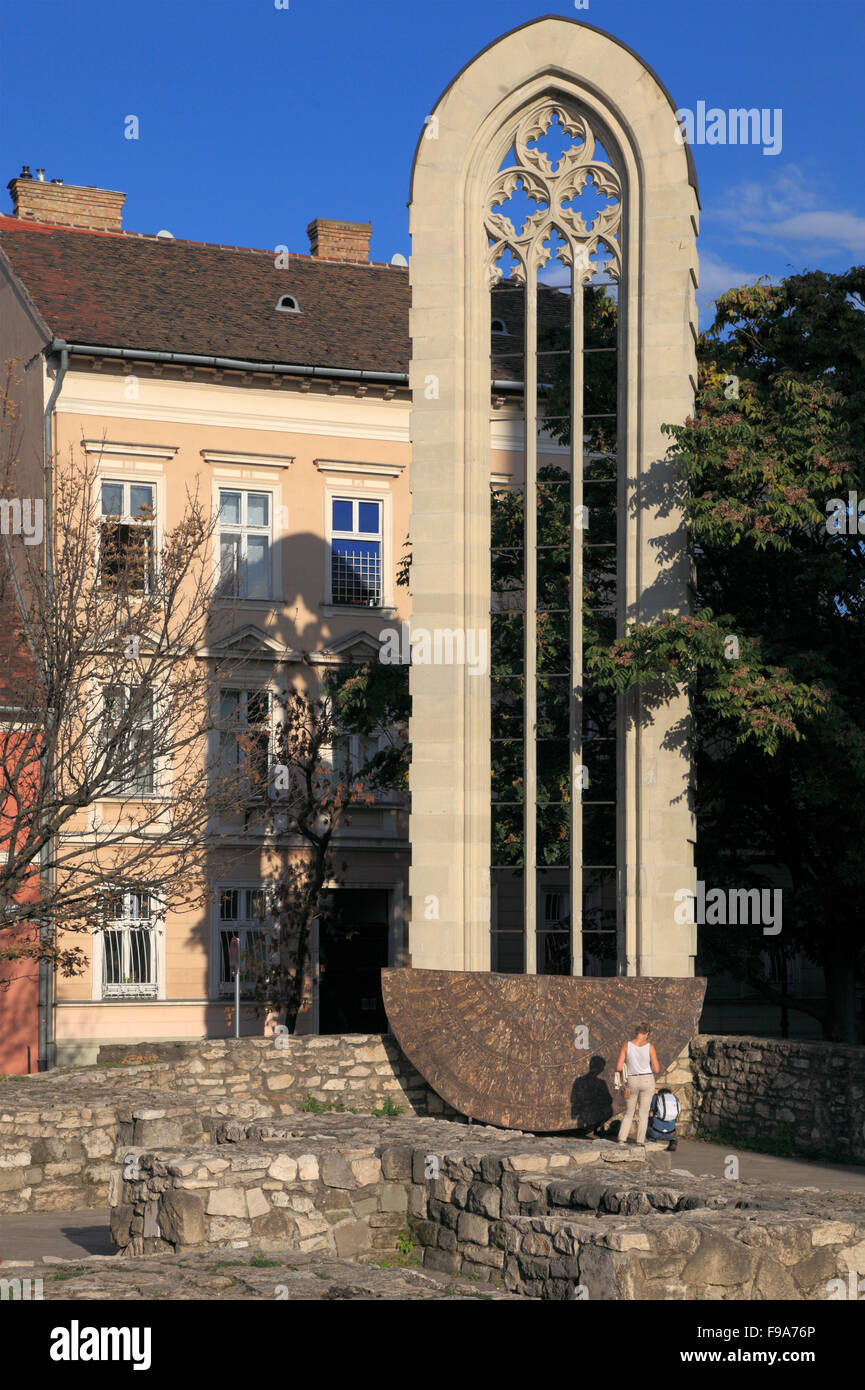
[487,102,622,978]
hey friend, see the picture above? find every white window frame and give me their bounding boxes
[211,884,274,998]
[322,728,392,806]
[96,476,160,595]
[91,886,165,1001]
[96,677,164,801]
[214,485,275,601]
[214,682,276,813]
[325,488,392,609]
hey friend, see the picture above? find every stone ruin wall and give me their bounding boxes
[0,1034,451,1214]
[114,1114,865,1300]
[690,1036,865,1164]
[2,1033,863,1217]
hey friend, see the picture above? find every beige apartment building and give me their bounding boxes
[0,20,822,1078]
[0,176,419,1063]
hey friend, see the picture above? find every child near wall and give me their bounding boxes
[647,1087,681,1151]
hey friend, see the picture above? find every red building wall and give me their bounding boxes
[0,585,41,1073]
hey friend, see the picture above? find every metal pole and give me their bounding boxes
[524,267,538,974]
[229,933,240,1038]
[571,280,585,977]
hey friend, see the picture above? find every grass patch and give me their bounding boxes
[299,1093,398,1117]
[51,1267,86,1281]
[367,1252,421,1269]
[299,1094,349,1115]
[372,1096,404,1117]
[210,1260,246,1270]
[365,1221,416,1268]
[91,1055,160,1068]
[249,1255,281,1269]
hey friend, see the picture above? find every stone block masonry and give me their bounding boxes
[0,1035,453,1214]
[4,1033,862,1219]
[113,1138,408,1260]
[689,1036,865,1164]
[112,1115,661,1261]
[0,1075,268,1213]
[110,1113,865,1299]
[95,1033,456,1119]
[409,1142,865,1297]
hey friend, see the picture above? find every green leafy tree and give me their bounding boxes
[589,269,865,1040]
[331,270,865,1038]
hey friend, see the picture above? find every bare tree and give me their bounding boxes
[0,364,248,990]
[241,675,405,1035]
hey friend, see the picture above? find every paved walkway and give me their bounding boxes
[1,1210,113,1263]
[658,1137,865,1193]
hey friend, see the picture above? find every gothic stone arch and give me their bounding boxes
[407,17,699,981]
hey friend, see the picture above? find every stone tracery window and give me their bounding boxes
[487,102,623,977]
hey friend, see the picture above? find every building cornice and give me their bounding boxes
[80,439,178,459]
[314,457,405,478]
[201,449,294,470]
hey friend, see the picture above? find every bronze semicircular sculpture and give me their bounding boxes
[382,968,706,1132]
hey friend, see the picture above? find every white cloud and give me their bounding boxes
[712,165,865,257]
[697,251,763,301]
[723,165,817,222]
[539,263,571,288]
[762,211,865,254]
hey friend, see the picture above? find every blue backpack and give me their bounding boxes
[648,1089,680,1137]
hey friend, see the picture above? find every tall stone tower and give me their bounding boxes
[407,18,699,980]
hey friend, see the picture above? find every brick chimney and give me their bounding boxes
[306,218,371,264]
[7,168,125,232]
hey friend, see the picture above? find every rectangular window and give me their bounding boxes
[219,689,271,801]
[99,480,155,593]
[102,684,155,796]
[332,732,382,795]
[217,489,271,599]
[216,887,271,995]
[100,889,157,998]
[330,496,382,606]
[537,881,571,976]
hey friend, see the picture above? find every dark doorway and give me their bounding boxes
[319,889,389,1033]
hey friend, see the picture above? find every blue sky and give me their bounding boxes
[1,0,863,323]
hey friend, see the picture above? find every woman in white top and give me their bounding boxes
[614,1024,660,1146]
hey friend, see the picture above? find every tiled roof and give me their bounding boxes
[0,217,412,373]
[0,216,572,382]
